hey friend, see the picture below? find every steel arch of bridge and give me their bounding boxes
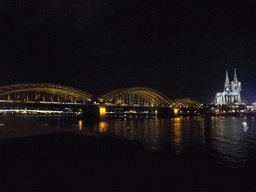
[0,84,202,107]
[173,98,201,108]
[0,83,93,102]
[99,87,174,106]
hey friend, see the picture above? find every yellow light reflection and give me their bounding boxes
[173,117,182,153]
[99,121,107,133]
[79,120,83,130]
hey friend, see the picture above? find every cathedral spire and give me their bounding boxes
[224,70,230,91]
[234,68,238,82]
[215,69,241,105]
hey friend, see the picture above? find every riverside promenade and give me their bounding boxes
[1,114,255,191]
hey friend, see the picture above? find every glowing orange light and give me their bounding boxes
[173,117,182,152]
[99,122,107,133]
[99,107,106,116]
[79,120,82,130]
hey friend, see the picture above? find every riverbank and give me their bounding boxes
[1,131,255,191]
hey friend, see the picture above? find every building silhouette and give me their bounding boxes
[214,69,241,105]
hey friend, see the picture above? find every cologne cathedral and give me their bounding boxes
[214,69,241,105]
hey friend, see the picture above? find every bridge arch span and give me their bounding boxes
[173,98,201,108]
[0,83,93,102]
[99,87,174,106]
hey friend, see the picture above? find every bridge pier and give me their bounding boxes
[156,108,175,118]
[81,105,106,121]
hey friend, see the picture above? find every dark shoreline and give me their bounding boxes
[1,131,255,191]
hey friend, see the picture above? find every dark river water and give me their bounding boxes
[21,114,256,170]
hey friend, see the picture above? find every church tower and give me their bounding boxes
[231,68,241,103]
[231,68,241,92]
[224,70,230,92]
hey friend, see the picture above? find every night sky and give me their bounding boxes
[1,0,256,104]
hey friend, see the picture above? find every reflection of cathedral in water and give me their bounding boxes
[214,69,241,105]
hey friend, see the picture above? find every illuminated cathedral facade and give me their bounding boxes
[214,69,241,105]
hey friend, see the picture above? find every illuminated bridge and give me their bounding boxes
[0,83,202,118]
[99,87,174,106]
[173,98,201,108]
[0,83,93,104]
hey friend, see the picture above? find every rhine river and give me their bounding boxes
[20,114,256,170]
[2,114,256,190]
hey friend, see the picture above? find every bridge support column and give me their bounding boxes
[99,106,106,121]
[156,108,175,118]
[174,108,179,116]
[81,106,106,121]
[81,105,99,121]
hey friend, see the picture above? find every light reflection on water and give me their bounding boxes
[21,114,256,169]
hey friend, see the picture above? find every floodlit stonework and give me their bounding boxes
[215,69,241,105]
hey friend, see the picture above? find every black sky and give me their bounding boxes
[1,0,256,104]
